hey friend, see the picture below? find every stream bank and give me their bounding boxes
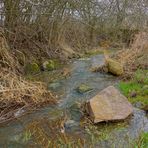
[0,54,148,147]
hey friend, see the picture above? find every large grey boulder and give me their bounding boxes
[87,86,133,123]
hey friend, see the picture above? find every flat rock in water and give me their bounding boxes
[87,86,133,123]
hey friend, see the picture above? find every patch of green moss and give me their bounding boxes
[46,60,55,71]
[25,62,40,74]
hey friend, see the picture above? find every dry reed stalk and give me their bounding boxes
[0,28,57,123]
[110,32,148,78]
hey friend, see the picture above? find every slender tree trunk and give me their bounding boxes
[4,0,20,30]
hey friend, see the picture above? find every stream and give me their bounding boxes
[0,54,148,147]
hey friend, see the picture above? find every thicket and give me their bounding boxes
[0,0,147,62]
[0,29,56,123]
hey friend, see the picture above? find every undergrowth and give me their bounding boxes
[114,32,148,79]
[0,29,57,124]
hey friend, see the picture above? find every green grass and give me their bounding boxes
[133,132,148,148]
[119,81,143,96]
[118,70,148,107]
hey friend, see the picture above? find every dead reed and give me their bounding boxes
[113,32,148,78]
[0,28,57,123]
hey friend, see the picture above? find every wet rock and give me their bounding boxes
[76,84,93,93]
[87,86,133,123]
[130,91,137,98]
[106,58,124,76]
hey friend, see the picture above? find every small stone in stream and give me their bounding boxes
[76,84,93,93]
[130,91,137,98]
[87,86,133,123]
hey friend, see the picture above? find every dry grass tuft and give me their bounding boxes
[113,32,148,78]
[92,32,148,78]
[24,117,85,147]
[0,28,57,123]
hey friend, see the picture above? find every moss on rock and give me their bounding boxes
[25,62,40,74]
[76,84,92,93]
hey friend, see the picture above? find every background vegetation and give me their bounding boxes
[0,0,148,62]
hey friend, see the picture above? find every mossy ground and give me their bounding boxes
[119,70,148,108]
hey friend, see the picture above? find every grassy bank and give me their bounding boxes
[119,70,148,109]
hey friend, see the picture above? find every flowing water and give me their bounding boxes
[0,54,148,147]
